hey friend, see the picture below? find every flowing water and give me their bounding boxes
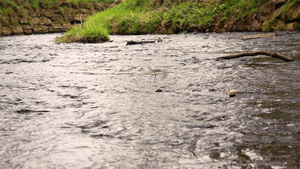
[0,32,299,169]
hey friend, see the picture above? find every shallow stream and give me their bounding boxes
[0,32,299,168]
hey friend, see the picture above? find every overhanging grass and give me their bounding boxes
[58,0,221,42]
[58,0,284,43]
[57,0,159,42]
[56,2,127,42]
[56,23,110,43]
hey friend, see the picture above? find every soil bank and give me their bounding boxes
[211,0,300,32]
[0,0,120,36]
[1,0,299,37]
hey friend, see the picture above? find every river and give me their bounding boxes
[0,32,299,168]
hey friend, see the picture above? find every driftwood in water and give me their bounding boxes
[126,38,162,46]
[126,40,155,45]
[217,51,294,62]
[241,33,276,40]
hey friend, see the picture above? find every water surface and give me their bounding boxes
[0,32,299,168]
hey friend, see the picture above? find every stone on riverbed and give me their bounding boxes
[229,90,240,97]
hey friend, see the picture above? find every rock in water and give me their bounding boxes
[156,37,163,42]
[155,89,163,92]
[229,90,240,97]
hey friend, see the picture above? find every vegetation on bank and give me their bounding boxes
[1,0,297,42]
[263,0,300,32]
[0,0,117,35]
[0,0,115,25]
[57,0,299,43]
[0,0,114,13]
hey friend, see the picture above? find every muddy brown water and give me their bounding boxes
[0,32,299,169]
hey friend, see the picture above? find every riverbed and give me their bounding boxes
[0,32,299,168]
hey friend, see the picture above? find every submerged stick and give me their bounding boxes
[126,40,155,45]
[217,51,294,62]
[126,38,162,46]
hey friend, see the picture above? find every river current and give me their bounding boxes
[0,32,299,168]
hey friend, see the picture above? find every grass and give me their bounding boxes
[58,0,221,42]
[2,0,297,41]
[0,6,10,15]
[56,22,110,43]
[58,0,273,43]
[281,0,298,21]
[57,0,158,42]
[162,2,219,33]
[263,0,299,31]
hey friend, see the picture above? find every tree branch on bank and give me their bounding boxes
[217,51,294,62]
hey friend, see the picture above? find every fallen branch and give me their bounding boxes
[126,38,162,46]
[217,51,294,62]
[126,40,155,45]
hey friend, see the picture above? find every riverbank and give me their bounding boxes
[0,0,119,36]
[57,0,300,43]
[0,0,299,41]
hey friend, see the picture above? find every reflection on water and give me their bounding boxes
[0,32,299,168]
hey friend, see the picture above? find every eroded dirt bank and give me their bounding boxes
[0,32,299,168]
